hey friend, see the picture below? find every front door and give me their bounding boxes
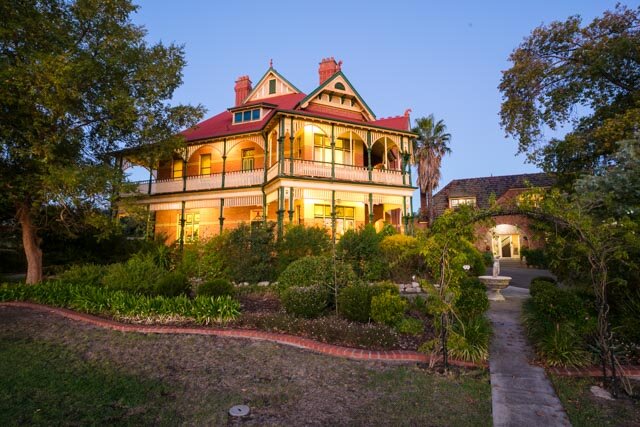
[492,234,521,259]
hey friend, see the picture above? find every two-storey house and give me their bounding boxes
[116,58,416,244]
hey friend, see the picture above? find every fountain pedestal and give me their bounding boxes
[478,275,512,301]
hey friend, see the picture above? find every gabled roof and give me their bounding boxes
[178,64,413,143]
[298,71,376,121]
[433,172,555,216]
[244,67,301,103]
[181,93,305,142]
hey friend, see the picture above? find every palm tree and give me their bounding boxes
[412,115,451,224]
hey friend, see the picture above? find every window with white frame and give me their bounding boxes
[233,108,261,124]
[449,197,476,208]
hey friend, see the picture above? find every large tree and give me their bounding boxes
[0,0,204,283]
[412,115,451,224]
[499,4,640,185]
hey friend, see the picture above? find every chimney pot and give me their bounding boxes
[318,57,342,84]
[234,75,252,106]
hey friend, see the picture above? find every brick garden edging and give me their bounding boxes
[547,365,640,379]
[1,301,484,368]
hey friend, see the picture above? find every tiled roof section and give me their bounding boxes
[433,172,555,216]
[371,115,410,131]
[181,93,306,142]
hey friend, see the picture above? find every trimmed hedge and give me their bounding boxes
[281,285,328,318]
[277,256,356,292]
[371,291,407,327]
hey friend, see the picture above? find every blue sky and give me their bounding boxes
[131,0,625,201]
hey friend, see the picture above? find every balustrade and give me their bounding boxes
[129,160,405,196]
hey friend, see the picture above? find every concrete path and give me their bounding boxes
[488,286,570,426]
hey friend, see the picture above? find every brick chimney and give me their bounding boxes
[318,57,342,84]
[234,75,252,106]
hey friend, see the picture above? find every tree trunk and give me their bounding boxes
[419,190,427,220]
[427,186,434,225]
[17,203,43,284]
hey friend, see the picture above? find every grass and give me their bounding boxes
[549,374,640,427]
[0,305,492,426]
[0,338,173,425]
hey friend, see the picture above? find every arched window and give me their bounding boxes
[334,82,345,90]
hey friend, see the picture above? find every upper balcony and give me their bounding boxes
[121,121,413,197]
[130,159,405,196]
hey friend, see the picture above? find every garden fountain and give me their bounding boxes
[478,258,512,301]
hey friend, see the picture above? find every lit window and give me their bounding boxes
[200,154,211,175]
[313,134,351,164]
[242,148,255,171]
[313,204,355,235]
[172,159,183,178]
[268,79,276,94]
[449,197,476,208]
[177,212,200,243]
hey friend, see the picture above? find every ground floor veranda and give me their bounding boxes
[136,186,415,244]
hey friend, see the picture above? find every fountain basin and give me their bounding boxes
[478,275,512,301]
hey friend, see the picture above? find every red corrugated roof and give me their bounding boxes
[181,91,411,143]
[371,115,410,131]
[181,93,306,142]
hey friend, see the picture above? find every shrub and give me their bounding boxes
[370,281,400,296]
[379,234,426,282]
[537,323,593,367]
[58,264,107,287]
[462,242,487,276]
[529,280,556,298]
[523,285,597,367]
[521,248,549,268]
[447,316,491,363]
[217,223,276,283]
[197,278,234,298]
[460,277,486,292]
[531,286,588,326]
[337,224,386,281]
[395,317,424,335]
[482,251,494,267]
[371,291,407,326]
[281,285,328,318]
[277,225,330,274]
[277,256,356,292]
[454,285,489,322]
[102,253,165,296]
[154,271,190,297]
[338,284,373,322]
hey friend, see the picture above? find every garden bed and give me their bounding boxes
[232,290,435,351]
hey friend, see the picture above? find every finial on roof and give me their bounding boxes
[270,58,273,68]
[404,109,412,117]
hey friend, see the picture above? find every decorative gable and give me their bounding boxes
[244,68,301,103]
[298,72,376,122]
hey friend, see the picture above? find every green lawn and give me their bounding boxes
[0,305,492,425]
[549,374,640,427]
